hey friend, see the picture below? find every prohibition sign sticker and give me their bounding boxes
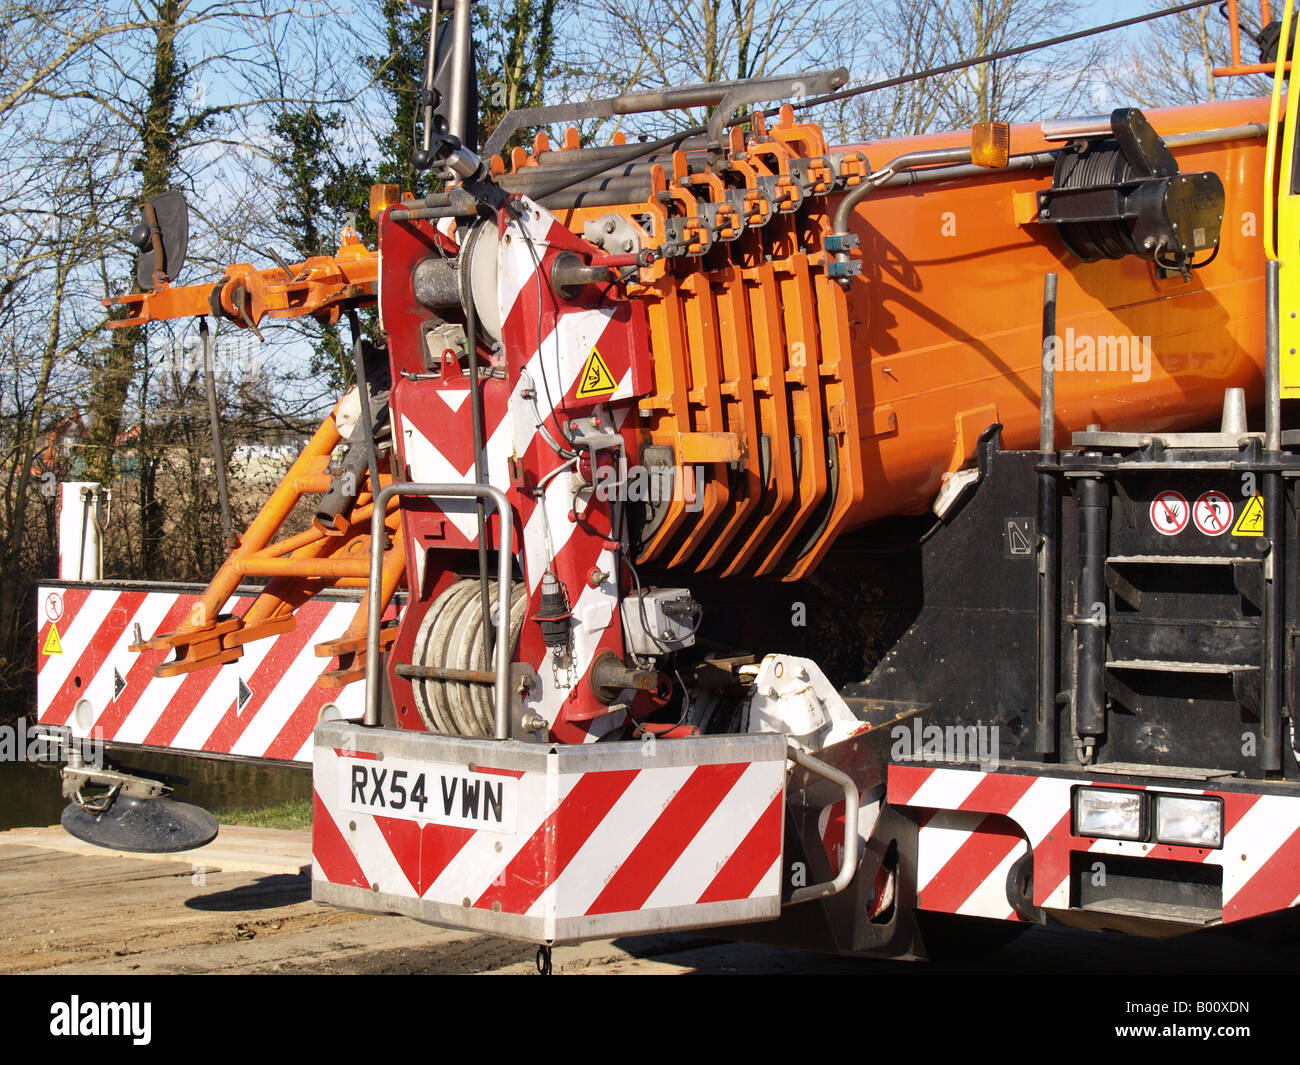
[1150,490,1189,536]
[1193,491,1233,536]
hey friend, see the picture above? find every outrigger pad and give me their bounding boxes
[61,794,219,854]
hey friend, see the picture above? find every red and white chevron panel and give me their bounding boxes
[311,724,787,943]
[888,762,1300,925]
[36,584,364,763]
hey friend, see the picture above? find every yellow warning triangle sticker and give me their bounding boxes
[575,347,617,399]
[42,624,62,656]
[1232,495,1265,536]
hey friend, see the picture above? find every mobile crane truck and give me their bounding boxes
[32,0,1300,961]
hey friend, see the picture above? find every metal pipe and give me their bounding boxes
[829,147,974,276]
[877,125,1264,191]
[533,138,711,165]
[1263,470,1284,773]
[513,126,709,202]
[391,203,476,221]
[535,188,656,212]
[500,161,698,189]
[1041,113,1115,141]
[503,173,656,196]
[418,0,441,156]
[1266,259,1281,452]
[1040,274,1058,453]
[1074,470,1108,763]
[347,311,382,534]
[882,152,1057,190]
[460,223,496,668]
[483,68,845,158]
[1263,258,1283,773]
[200,317,235,550]
[365,482,514,736]
[1164,122,1267,148]
[446,0,472,143]
[1037,273,1059,758]
[604,74,818,114]
[395,663,495,684]
[390,186,481,222]
[833,147,973,234]
[786,746,860,904]
[77,488,92,581]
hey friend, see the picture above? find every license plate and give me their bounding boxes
[339,756,517,832]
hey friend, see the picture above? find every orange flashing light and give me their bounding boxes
[972,122,1011,168]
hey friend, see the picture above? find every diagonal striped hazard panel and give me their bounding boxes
[311,724,787,944]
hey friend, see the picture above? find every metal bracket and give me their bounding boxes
[61,765,170,804]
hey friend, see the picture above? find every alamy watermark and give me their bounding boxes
[890,716,1001,769]
[161,332,263,381]
[0,719,103,767]
[50,997,151,1045]
[1043,328,1152,383]
[592,462,705,513]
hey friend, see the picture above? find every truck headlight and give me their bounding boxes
[1073,787,1144,841]
[1154,795,1223,849]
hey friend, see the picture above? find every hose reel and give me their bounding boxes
[410,577,527,737]
[1036,108,1225,277]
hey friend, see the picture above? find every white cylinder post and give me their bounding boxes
[58,482,104,581]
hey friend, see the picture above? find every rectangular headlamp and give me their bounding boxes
[1154,795,1224,849]
[1073,787,1144,841]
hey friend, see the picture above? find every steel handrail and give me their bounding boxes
[364,482,515,738]
[786,745,861,904]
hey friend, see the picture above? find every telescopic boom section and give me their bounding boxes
[101,228,378,331]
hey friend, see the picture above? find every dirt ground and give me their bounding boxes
[2,827,1298,975]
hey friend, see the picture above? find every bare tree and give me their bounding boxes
[567,0,848,138]
[1107,0,1272,108]
[826,0,1102,142]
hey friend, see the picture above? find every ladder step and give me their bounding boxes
[1106,659,1258,674]
[1107,555,1258,566]
[1079,898,1220,925]
[1083,762,1240,781]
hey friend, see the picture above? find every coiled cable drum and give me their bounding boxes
[411,578,528,737]
[1051,145,1138,261]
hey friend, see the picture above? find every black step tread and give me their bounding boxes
[1105,658,1258,674]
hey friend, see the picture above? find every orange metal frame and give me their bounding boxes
[1212,0,1282,76]
[131,406,404,687]
[103,229,377,331]
[108,228,400,688]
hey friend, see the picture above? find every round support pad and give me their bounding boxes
[61,795,219,854]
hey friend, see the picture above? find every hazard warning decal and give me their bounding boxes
[1233,495,1264,536]
[42,624,62,656]
[1193,491,1233,537]
[575,348,617,399]
[1149,490,1189,536]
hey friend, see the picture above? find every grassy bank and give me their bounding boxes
[216,797,312,830]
